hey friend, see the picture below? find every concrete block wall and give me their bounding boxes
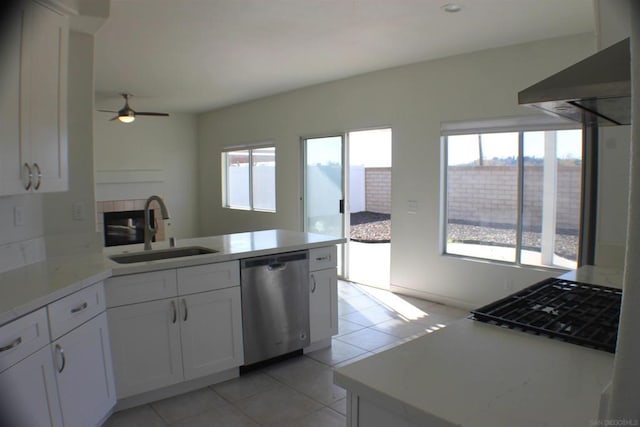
[448,164,581,231]
[365,167,392,214]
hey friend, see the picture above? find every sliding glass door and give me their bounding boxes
[303,135,345,275]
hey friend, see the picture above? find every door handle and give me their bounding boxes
[310,274,317,293]
[70,302,88,314]
[267,262,287,272]
[339,199,344,214]
[182,298,188,322]
[0,337,22,353]
[23,163,33,190]
[55,344,66,373]
[171,300,177,324]
[33,163,42,190]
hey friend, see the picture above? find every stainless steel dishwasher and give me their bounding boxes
[240,250,310,365]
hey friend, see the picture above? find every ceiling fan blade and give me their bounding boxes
[97,109,117,113]
[109,115,119,121]
[135,112,170,117]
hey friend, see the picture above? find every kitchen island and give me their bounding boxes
[334,266,622,427]
[0,229,345,325]
[0,229,343,426]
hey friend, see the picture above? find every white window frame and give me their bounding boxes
[440,116,585,270]
[221,143,276,212]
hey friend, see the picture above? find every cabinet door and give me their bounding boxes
[52,312,115,427]
[180,287,244,380]
[0,346,63,427]
[309,268,338,343]
[26,1,68,192]
[0,3,28,195]
[108,298,183,398]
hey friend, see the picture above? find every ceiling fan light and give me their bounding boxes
[118,112,135,123]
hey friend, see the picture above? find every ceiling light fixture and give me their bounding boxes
[441,3,462,13]
[118,111,135,123]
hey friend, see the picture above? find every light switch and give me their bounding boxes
[14,206,24,226]
[72,202,85,220]
[407,200,418,214]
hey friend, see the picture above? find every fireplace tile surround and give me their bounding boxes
[96,199,166,245]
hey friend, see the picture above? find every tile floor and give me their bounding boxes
[104,281,468,427]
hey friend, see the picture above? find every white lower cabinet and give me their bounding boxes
[107,298,183,398]
[308,246,338,345]
[0,345,63,427]
[52,312,116,427]
[309,268,338,343]
[181,287,243,380]
[106,262,243,399]
[0,281,114,427]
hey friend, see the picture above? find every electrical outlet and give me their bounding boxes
[72,202,85,220]
[13,206,24,226]
[407,200,418,214]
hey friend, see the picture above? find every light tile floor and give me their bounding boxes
[104,281,468,427]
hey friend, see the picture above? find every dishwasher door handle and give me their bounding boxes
[267,262,287,272]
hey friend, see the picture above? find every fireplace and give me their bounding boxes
[103,210,154,247]
[97,199,166,247]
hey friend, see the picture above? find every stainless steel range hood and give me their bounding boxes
[518,38,630,126]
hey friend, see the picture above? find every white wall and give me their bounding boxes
[93,112,199,239]
[198,33,601,308]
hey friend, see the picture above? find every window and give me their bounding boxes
[442,121,584,269]
[222,146,276,212]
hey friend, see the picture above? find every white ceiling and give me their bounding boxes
[94,0,595,114]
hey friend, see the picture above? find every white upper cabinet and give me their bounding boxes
[0,4,27,195]
[0,0,68,195]
[26,1,68,193]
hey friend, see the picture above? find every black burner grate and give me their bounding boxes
[470,278,622,353]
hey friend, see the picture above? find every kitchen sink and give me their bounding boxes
[109,246,218,264]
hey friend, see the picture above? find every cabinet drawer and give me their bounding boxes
[48,282,105,340]
[177,261,240,295]
[309,246,337,271]
[0,308,50,373]
[106,269,177,308]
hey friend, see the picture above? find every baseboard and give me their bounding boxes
[113,368,239,412]
[303,338,332,354]
[389,284,475,311]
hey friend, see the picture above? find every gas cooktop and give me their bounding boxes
[470,277,622,353]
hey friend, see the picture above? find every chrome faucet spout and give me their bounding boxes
[143,195,170,250]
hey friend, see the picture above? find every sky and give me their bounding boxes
[305,128,392,167]
[447,129,582,165]
[304,127,581,168]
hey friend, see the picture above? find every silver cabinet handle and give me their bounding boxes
[33,163,42,190]
[0,337,22,353]
[70,302,88,314]
[171,301,177,324]
[315,256,330,262]
[182,299,188,322]
[23,163,33,190]
[55,344,66,373]
[311,274,317,293]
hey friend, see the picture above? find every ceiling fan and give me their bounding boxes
[98,93,169,123]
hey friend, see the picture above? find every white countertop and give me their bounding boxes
[104,229,345,275]
[334,267,621,427]
[0,229,344,326]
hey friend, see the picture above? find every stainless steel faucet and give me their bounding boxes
[143,195,170,250]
